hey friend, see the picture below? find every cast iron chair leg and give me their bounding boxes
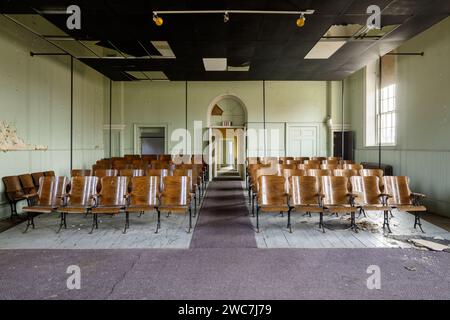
[57,212,65,233]
[256,205,260,233]
[319,212,325,233]
[188,206,192,233]
[287,208,292,233]
[89,213,97,234]
[123,212,129,234]
[350,212,358,233]
[383,210,392,233]
[414,213,425,233]
[23,212,35,233]
[155,209,161,234]
[194,195,197,217]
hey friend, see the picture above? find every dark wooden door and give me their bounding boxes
[333,131,354,160]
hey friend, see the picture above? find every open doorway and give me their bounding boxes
[207,95,247,181]
[134,124,167,155]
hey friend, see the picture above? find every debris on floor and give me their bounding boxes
[404,266,417,271]
[410,239,450,252]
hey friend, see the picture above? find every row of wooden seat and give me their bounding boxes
[247,156,354,165]
[2,171,55,218]
[255,175,426,234]
[22,175,194,234]
[252,170,426,232]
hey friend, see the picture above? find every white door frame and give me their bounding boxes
[133,123,168,155]
[286,123,321,156]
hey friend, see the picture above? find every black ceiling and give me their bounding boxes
[1,0,449,81]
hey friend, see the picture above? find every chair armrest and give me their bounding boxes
[90,194,101,206]
[411,192,426,198]
[24,193,38,199]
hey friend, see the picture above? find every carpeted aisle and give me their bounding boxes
[190,180,257,248]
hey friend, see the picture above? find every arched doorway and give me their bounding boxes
[207,94,247,181]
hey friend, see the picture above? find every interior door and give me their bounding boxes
[287,126,317,156]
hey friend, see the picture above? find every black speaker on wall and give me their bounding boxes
[333,131,354,160]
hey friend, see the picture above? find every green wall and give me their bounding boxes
[345,17,450,217]
[0,15,106,218]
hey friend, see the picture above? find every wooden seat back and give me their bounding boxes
[321,176,351,206]
[2,176,25,201]
[18,174,36,194]
[361,169,384,190]
[94,169,118,178]
[66,176,98,206]
[289,176,320,206]
[276,164,297,176]
[146,169,169,192]
[282,169,305,193]
[36,176,69,207]
[343,164,363,171]
[119,169,145,177]
[97,176,128,206]
[351,176,384,205]
[258,175,287,207]
[383,176,414,206]
[31,172,44,188]
[172,169,194,192]
[44,171,55,177]
[334,169,359,191]
[160,176,191,207]
[71,169,92,177]
[128,176,160,206]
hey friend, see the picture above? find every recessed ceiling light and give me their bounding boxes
[125,71,168,80]
[203,58,227,71]
[304,41,346,59]
[227,65,250,72]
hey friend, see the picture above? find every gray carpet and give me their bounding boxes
[0,180,449,300]
[0,248,449,300]
[190,180,257,248]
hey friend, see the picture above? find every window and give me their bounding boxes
[377,84,396,145]
[365,57,397,147]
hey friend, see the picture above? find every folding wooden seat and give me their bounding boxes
[2,176,30,218]
[299,163,320,170]
[94,169,118,178]
[119,169,145,177]
[18,174,37,195]
[31,172,44,189]
[247,163,269,199]
[90,176,128,233]
[282,169,305,199]
[321,176,358,232]
[251,167,278,216]
[158,176,193,233]
[146,169,169,192]
[343,163,363,171]
[276,164,297,176]
[142,154,158,162]
[285,159,301,166]
[43,171,55,177]
[255,175,289,232]
[306,169,333,191]
[303,160,320,166]
[158,154,172,162]
[322,159,339,165]
[57,176,98,232]
[172,168,198,215]
[294,157,309,163]
[383,176,427,232]
[288,176,324,232]
[124,154,141,161]
[71,169,92,177]
[361,169,384,191]
[22,176,69,232]
[259,157,278,165]
[124,176,160,234]
[351,176,392,232]
[334,169,360,191]
[311,157,326,162]
[151,160,171,170]
[278,157,294,164]
[327,157,341,161]
[178,164,204,196]
[112,160,130,170]
[131,159,149,169]
[340,160,355,165]
[321,163,341,170]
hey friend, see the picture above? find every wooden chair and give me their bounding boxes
[278,157,294,164]
[282,169,305,194]
[383,176,427,232]
[299,163,320,170]
[343,164,363,171]
[311,157,326,162]
[340,160,355,165]
[18,174,37,195]
[58,176,98,233]
[90,176,129,233]
[255,175,289,233]
[31,172,44,189]
[142,154,158,162]
[327,157,341,161]
[252,167,278,216]
[285,159,301,166]
[259,157,278,165]
[43,171,55,177]
[351,176,392,232]
[322,159,339,165]
[288,176,324,232]
[112,160,129,170]
[276,164,297,176]
[158,154,172,162]
[304,160,320,166]
[124,176,161,233]
[248,163,270,206]
[321,176,358,232]
[22,176,69,232]
[361,169,384,191]
[321,164,341,170]
[94,169,118,178]
[294,157,309,163]
[158,176,193,233]
[71,169,92,177]
[119,169,145,177]
[334,169,360,191]
[306,169,333,191]
[172,169,198,215]
[2,176,30,218]
[146,169,169,192]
